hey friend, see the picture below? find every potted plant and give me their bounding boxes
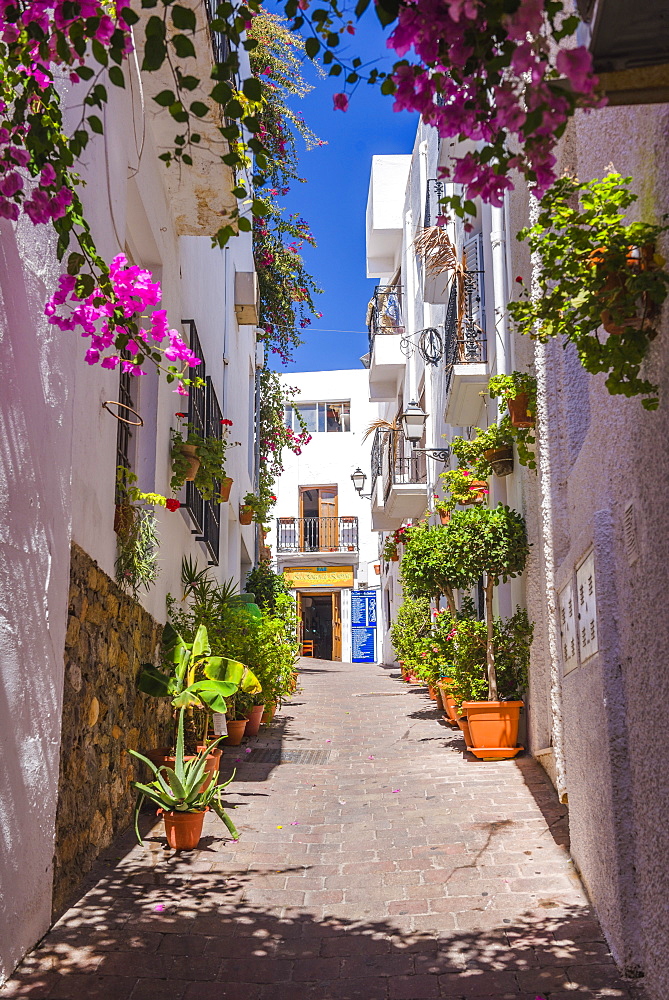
[509,173,669,411]
[488,372,537,429]
[239,502,254,525]
[400,524,464,615]
[218,477,234,503]
[441,467,488,506]
[171,415,239,500]
[453,421,516,477]
[389,594,431,680]
[113,467,169,598]
[130,708,239,850]
[441,505,530,757]
[138,623,261,763]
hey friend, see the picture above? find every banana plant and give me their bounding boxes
[129,708,239,844]
[138,622,261,715]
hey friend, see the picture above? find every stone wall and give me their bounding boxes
[52,543,172,915]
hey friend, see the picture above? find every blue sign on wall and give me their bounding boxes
[351,590,377,663]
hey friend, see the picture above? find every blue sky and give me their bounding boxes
[270,10,418,373]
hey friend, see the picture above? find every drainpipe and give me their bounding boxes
[530,194,567,802]
[490,203,511,385]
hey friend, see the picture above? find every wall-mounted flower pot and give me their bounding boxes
[218,477,233,502]
[507,393,534,428]
[226,718,248,745]
[374,564,381,575]
[484,446,514,477]
[239,504,253,525]
[461,480,488,504]
[163,810,205,850]
[180,443,201,481]
[114,502,134,536]
[438,509,451,525]
[244,704,265,738]
[390,553,399,562]
[462,700,524,755]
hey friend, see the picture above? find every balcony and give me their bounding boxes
[366,154,411,277]
[367,285,406,402]
[370,428,428,529]
[136,0,237,236]
[442,237,490,426]
[276,517,359,554]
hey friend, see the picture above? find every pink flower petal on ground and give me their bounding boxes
[325,739,332,743]
[245,748,252,753]
[392,789,401,793]
[368,756,375,759]
[154,904,165,912]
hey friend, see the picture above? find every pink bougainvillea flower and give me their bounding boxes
[332,92,349,112]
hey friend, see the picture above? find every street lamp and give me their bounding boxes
[351,467,372,499]
[400,400,428,443]
[400,400,450,463]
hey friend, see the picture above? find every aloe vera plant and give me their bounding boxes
[129,708,239,844]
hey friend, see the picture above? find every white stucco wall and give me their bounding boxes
[0,51,258,982]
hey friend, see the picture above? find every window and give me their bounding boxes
[285,401,350,433]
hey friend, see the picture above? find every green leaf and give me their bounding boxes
[192,624,210,659]
[171,33,196,59]
[108,65,125,88]
[88,115,103,134]
[305,36,320,58]
[154,89,176,107]
[242,77,262,102]
[237,216,252,232]
[171,4,197,31]
[190,101,209,118]
[137,664,171,697]
[142,35,167,71]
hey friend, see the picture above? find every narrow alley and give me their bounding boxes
[4,660,645,1000]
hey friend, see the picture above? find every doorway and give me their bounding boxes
[300,486,338,551]
[298,591,342,660]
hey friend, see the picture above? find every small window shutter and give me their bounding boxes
[463,233,486,333]
[576,551,598,662]
[558,582,578,673]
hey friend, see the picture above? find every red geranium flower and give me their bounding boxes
[175,412,187,418]
[165,499,181,512]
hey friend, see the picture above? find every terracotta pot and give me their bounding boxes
[262,703,276,724]
[434,687,444,711]
[428,684,437,701]
[180,443,200,482]
[507,393,534,428]
[244,704,265,738]
[390,553,399,562]
[461,479,488,505]
[226,719,248,746]
[218,476,233,502]
[437,681,459,724]
[239,504,253,525]
[457,715,472,745]
[591,243,657,336]
[145,746,222,793]
[438,509,450,525]
[374,564,381,575]
[163,810,205,850]
[463,700,524,749]
[484,446,514,477]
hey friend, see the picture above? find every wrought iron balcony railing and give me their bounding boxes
[367,284,404,353]
[371,427,427,503]
[424,178,448,228]
[276,516,359,553]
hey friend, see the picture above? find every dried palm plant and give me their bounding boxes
[413,228,469,344]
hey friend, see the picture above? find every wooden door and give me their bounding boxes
[331,592,342,661]
[319,488,338,551]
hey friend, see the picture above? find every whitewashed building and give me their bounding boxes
[267,370,381,663]
[0,8,261,983]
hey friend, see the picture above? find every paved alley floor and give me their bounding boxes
[3,659,648,999]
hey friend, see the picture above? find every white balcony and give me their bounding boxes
[444,363,490,426]
[369,335,406,402]
[137,1,237,237]
[366,155,411,278]
[370,428,428,530]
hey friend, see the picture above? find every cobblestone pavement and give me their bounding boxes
[3,658,648,1000]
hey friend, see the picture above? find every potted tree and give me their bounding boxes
[130,708,239,850]
[442,504,530,757]
[400,522,468,615]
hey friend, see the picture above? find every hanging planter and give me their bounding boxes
[460,479,488,505]
[180,443,201,482]
[483,446,514,477]
[507,393,534,428]
[114,502,134,536]
[218,476,233,502]
[374,563,381,575]
[239,504,253,525]
[438,509,451,525]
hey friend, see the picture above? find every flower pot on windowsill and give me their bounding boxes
[218,477,233,503]
[484,446,514,477]
[239,504,253,525]
[460,480,488,505]
[507,393,535,428]
[180,443,201,481]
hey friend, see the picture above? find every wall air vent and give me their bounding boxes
[623,501,639,565]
